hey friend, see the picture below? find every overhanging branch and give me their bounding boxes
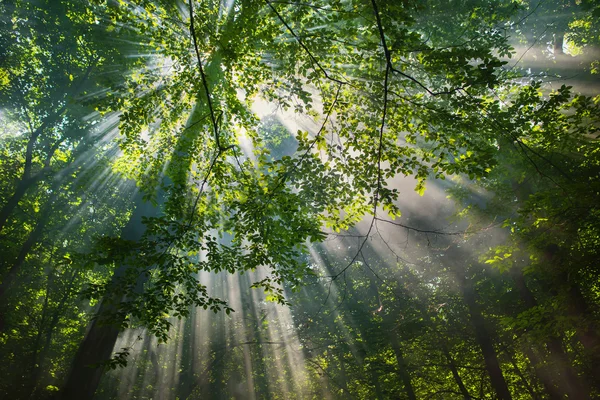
[188,0,223,149]
[265,0,348,86]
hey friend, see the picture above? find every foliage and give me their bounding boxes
[0,0,599,399]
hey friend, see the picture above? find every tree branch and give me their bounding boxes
[188,0,222,149]
[371,0,459,97]
[265,0,348,86]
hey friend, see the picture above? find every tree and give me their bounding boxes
[1,0,599,399]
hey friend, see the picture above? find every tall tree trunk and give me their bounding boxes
[565,282,600,386]
[442,344,472,400]
[389,333,417,400]
[0,177,40,234]
[0,203,50,300]
[60,298,122,400]
[459,273,513,400]
[27,271,78,399]
[60,29,232,394]
[0,195,53,333]
[176,307,194,400]
[512,267,590,398]
[60,193,157,400]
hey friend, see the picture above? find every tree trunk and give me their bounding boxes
[512,267,590,398]
[60,298,122,400]
[0,196,53,333]
[389,333,417,400]
[0,178,38,234]
[60,192,157,400]
[565,282,600,386]
[460,273,513,400]
[442,344,471,400]
[27,271,78,399]
[0,204,50,300]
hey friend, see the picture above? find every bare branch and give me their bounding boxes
[374,217,466,236]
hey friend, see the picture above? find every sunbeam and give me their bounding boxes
[1,1,599,399]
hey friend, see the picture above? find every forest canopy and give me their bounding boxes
[0,0,599,399]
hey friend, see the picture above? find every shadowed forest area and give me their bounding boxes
[1,0,599,399]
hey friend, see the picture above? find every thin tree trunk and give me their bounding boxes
[0,178,39,234]
[389,334,417,400]
[460,273,513,400]
[0,205,50,300]
[27,270,78,399]
[176,308,194,400]
[0,63,93,234]
[442,344,472,400]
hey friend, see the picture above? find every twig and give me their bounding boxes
[374,217,466,236]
